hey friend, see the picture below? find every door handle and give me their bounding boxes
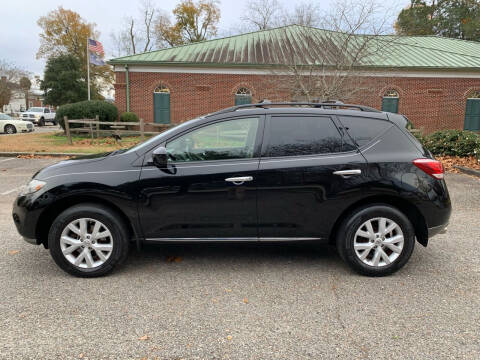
[225,176,253,185]
[333,169,362,178]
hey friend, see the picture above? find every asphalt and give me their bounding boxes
[0,157,479,359]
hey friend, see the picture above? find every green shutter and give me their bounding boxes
[381,97,399,113]
[154,93,170,124]
[235,95,252,105]
[464,99,480,131]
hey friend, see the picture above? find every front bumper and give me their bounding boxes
[12,194,43,245]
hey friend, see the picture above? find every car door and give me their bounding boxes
[256,114,367,240]
[138,115,264,240]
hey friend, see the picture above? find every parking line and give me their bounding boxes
[0,158,15,163]
[0,187,21,196]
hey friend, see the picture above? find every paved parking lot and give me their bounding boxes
[0,157,479,359]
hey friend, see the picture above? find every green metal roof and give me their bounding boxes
[109,25,480,70]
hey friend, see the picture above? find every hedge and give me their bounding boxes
[55,100,118,130]
[120,112,139,122]
[419,130,480,158]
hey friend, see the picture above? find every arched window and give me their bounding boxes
[154,84,170,94]
[467,90,480,99]
[235,87,252,105]
[153,84,170,124]
[381,89,399,113]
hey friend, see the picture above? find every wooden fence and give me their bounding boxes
[63,116,171,145]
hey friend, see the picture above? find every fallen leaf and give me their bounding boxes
[79,354,84,359]
[226,335,232,341]
[166,256,183,263]
[243,298,248,304]
[225,288,232,293]
[138,335,150,341]
[8,250,19,255]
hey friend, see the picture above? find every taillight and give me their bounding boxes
[413,158,444,179]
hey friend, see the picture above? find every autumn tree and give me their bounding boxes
[37,7,112,97]
[110,0,157,56]
[40,55,88,106]
[155,0,220,47]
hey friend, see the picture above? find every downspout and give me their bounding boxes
[125,64,130,112]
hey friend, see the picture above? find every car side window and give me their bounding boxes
[338,116,392,147]
[265,116,354,157]
[166,117,259,162]
[44,109,50,113]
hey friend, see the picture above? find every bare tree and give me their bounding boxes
[0,60,30,110]
[261,0,397,103]
[281,1,322,27]
[241,0,283,31]
[110,0,157,57]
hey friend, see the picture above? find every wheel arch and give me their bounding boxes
[328,195,428,247]
[36,195,139,249]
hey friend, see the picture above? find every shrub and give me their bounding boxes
[120,112,139,122]
[55,100,118,130]
[421,130,480,158]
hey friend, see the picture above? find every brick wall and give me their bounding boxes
[114,71,480,133]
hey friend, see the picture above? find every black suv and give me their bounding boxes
[12,103,451,277]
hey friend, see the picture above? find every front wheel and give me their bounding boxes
[4,124,16,134]
[48,204,130,277]
[38,118,45,126]
[336,204,415,276]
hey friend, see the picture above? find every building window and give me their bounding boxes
[381,89,399,113]
[153,84,170,124]
[235,87,252,105]
[467,90,480,99]
[465,91,480,131]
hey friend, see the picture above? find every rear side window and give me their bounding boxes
[265,116,352,157]
[338,116,392,147]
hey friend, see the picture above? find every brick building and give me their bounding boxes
[109,25,480,133]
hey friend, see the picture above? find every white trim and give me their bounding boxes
[114,65,480,78]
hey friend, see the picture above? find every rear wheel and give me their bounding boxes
[336,204,415,276]
[48,204,130,277]
[4,124,16,134]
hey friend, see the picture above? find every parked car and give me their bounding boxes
[20,107,56,126]
[12,103,451,277]
[0,113,34,134]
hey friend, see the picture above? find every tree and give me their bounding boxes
[0,60,30,110]
[395,0,480,41]
[281,2,322,27]
[40,55,88,106]
[240,0,282,31]
[395,0,436,36]
[37,7,112,96]
[155,0,220,47]
[19,77,32,111]
[261,0,396,103]
[110,0,157,57]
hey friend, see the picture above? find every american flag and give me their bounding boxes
[88,39,104,56]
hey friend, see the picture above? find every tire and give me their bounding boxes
[336,204,415,277]
[48,203,130,277]
[4,124,16,134]
[38,118,45,126]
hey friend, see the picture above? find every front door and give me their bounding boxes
[154,92,170,124]
[138,115,263,239]
[465,98,480,131]
[256,114,367,239]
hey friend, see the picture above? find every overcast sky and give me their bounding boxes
[2,0,409,77]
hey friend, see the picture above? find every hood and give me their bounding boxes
[32,150,140,181]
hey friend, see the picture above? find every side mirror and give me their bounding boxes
[152,147,168,168]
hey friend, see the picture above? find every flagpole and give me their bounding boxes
[86,38,91,101]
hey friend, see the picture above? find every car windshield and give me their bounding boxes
[125,116,205,154]
[0,113,12,120]
[28,108,43,112]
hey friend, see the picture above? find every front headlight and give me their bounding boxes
[19,179,46,196]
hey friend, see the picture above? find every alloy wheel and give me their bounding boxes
[60,218,113,269]
[353,217,404,267]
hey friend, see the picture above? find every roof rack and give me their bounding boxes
[208,102,381,117]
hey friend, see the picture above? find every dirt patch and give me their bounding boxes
[437,156,480,173]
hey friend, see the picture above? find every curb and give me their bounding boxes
[453,165,480,178]
[0,152,90,158]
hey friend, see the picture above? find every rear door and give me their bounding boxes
[256,114,367,239]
